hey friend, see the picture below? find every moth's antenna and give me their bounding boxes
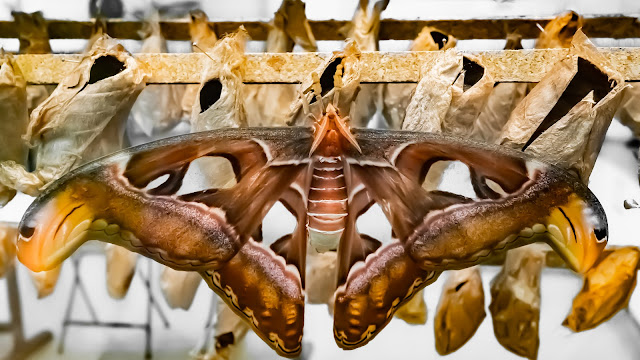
[332,61,344,106]
[193,42,214,62]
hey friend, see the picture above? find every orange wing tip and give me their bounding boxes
[544,196,607,274]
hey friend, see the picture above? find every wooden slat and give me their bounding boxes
[11,47,640,85]
[0,16,638,41]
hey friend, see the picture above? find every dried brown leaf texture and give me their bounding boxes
[340,0,389,127]
[564,247,640,332]
[160,267,202,310]
[287,41,363,126]
[182,10,218,118]
[434,267,485,355]
[403,51,494,136]
[105,244,138,299]
[471,34,527,143]
[535,11,584,49]
[245,0,316,127]
[0,35,149,197]
[382,27,457,129]
[0,222,17,278]
[0,55,28,206]
[129,14,185,138]
[489,244,546,360]
[498,30,625,183]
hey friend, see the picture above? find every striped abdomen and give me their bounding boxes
[307,156,348,252]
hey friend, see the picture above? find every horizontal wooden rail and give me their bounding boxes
[12,47,640,85]
[0,16,639,41]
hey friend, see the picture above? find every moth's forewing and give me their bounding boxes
[353,129,607,274]
[16,128,311,273]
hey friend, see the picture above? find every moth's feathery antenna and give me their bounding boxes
[332,61,344,106]
[193,42,214,62]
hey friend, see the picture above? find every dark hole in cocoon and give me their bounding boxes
[199,78,223,113]
[87,55,126,84]
[455,280,468,292]
[310,56,343,104]
[430,31,449,49]
[461,57,485,91]
[523,57,615,151]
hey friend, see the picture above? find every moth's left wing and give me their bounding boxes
[17,128,312,273]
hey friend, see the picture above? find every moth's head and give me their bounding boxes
[310,104,361,155]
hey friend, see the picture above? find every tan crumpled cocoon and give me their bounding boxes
[403,51,494,136]
[339,0,389,128]
[105,244,138,299]
[536,11,584,49]
[287,41,363,126]
[190,30,247,131]
[434,267,485,355]
[617,84,640,136]
[490,244,546,360]
[160,268,201,310]
[306,249,338,305]
[182,10,218,118]
[31,265,62,299]
[192,301,250,360]
[395,289,427,325]
[244,0,316,127]
[564,247,640,332]
[0,35,149,196]
[382,27,457,129]
[130,15,184,137]
[498,30,625,182]
[0,55,28,207]
[471,34,527,142]
[12,11,55,115]
[0,222,17,278]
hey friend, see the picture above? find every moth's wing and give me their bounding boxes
[332,129,608,349]
[333,159,440,349]
[201,239,304,358]
[17,128,312,273]
[352,129,607,274]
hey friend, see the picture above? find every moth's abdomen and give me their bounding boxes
[308,156,347,252]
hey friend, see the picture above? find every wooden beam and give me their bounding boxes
[12,48,640,85]
[0,16,638,41]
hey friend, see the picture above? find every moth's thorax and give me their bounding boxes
[307,106,357,252]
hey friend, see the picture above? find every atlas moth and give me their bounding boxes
[16,60,607,358]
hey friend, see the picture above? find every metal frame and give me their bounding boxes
[59,256,169,359]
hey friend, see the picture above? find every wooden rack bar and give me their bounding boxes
[13,47,640,85]
[0,16,639,41]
